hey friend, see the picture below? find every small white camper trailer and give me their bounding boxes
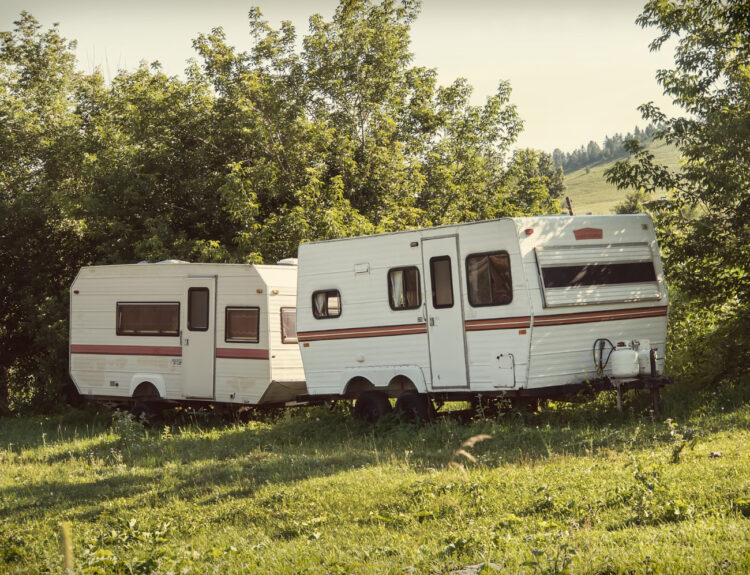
[296,215,671,421]
[69,262,305,414]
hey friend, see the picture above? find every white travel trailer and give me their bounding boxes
[296,215,671,421]
[69,261,304,414]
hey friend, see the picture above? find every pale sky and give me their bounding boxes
[1,0,678,152]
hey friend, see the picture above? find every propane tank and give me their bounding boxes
[611,341,639,378]
[634,339,652,375]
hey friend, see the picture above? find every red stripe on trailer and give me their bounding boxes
[215,348,270,360]
[297,322,427,342]
[70,344,182,356]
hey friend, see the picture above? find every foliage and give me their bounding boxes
[605,0,750,391]
[0,3,564,413]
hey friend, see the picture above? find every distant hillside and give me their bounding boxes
[562,140,682,214]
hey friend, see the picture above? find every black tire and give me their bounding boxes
[130,401,161,425]
[394,391,435,423]
[353,390,392,423]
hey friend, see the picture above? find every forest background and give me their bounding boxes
[0,0,747,413]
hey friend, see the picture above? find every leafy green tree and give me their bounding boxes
[605,0,749,390]
[0,13,86,410]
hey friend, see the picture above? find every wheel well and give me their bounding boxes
[132,381,160,399]
[387,375,417,395]
[343,377,374,399]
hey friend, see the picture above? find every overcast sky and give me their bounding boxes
[1,0,678,152]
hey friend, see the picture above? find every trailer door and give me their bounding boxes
[182,277,216,398]
[421,236,469,388]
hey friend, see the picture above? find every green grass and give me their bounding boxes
[563,142,682,215]
[1,395,749,574]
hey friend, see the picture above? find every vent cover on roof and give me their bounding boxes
[277,258,298,266]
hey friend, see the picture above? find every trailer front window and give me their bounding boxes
[116,303,179,336]
[225,307,260,343]
[388,267,421,310]
[466,251,512,307]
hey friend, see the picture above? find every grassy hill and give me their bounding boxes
[2,398,749,574]
[562,141,682,215]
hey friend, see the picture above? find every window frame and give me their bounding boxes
[387,266,422,311]
[465,250,514,308]
[187,287,210,332]
[224,306,261,343]
[280,307,298,344]
[311,290,342,320]
[429,256,454,309]
[115,302,180,337]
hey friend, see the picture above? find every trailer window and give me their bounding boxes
[188,287,210,331]
[116,303,179,336]
[541,262,657,288]
[280,307,297,343]
[429,256,454,308]
[388,267,421,310]
[312,290,341,319]
[225,307,260,343]
[466,251,512,306]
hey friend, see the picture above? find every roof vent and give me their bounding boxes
[276,258,298,266]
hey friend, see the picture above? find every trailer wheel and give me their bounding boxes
[394,391,435,423]
[353,391,392,423]
[130,401,162,426]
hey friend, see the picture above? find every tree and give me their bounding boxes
[605,0,749,389]
[605,0,749,306]
[0,13,87,410]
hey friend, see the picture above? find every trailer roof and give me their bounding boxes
[298,214,653,247]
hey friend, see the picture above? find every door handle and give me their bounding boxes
[429,318,435,326]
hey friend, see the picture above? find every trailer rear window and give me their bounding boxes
[225,307,260,343]
[466,251,512,306]
[312,290,341,319]
[541,262,657,288]
[280,307,297,343]
[116,303,179,336]
[388,267,421,310]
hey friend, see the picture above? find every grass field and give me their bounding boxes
[2,391,749,574]
[563,142,682,215]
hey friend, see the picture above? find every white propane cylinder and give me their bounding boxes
[611,342,639,378]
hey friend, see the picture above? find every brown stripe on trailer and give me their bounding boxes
[297,322,427,342]
[533,306,668,327]
[215,348,270,359]
[465,317,532,331]
[70,344,182,356]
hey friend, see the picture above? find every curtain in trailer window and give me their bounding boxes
[466,252,512,306]
[225,307,259,342]
[314,292,326,316]
[390,270,404,308]
[388,268,421,310]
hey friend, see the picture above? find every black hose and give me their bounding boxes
[593,338,616,374]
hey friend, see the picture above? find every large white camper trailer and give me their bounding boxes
[296,215,671,421]
[69,262,305,414]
